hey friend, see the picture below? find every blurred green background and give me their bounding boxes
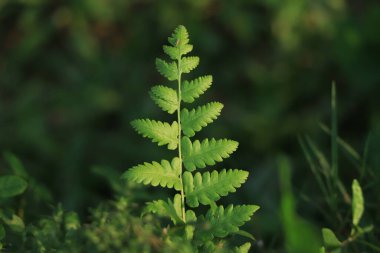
[1,0,379,251]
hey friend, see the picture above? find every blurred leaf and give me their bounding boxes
[144,194,183,225]
[322,228,341,251]
[278,155,321,253]
[234,242,251,253]
[0,175,28,198]
[358,224,374,235]
[3,152,28,178]
[0,223,4,240]
[64,211,80,231]
[0,212,25,233]
[233,230,255,241]
[352,179,364,227]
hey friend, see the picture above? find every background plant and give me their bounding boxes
[295,85,378,253]
[0,176,26,250]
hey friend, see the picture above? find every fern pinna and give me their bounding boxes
[123,25,259,251]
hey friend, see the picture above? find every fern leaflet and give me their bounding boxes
[122,158,181,190]
[196,205,260,241]
[183,169,248,207]
[182,75,212,103]
[168,25,189,47]
[155,58,178,81]
[131,119,178,150]
[181,102,223,137]
[182,137,239,171]
[181,56,199,73]
[150,85,178,114]
[144,194,183,225]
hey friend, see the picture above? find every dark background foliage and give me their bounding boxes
[0,0,379,251]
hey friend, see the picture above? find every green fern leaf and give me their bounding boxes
[181,56,199,73]
[168,25,189,47]
[182,75,212,103]
[180,44,193,56]
[163,45,180,60]
[181,102,223,137]
[150,85,178,114]
[165,25,193,59]
[182,137,239,171]
[196,205,259,241]
[322,228,341,249]
[155,58,178,81]
[163,45,193,60]
[131,119,178,150]
[183,169,249,207]
[144,194,183,225]
[122,158,181,190]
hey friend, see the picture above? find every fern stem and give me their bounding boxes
[177,56,186,223]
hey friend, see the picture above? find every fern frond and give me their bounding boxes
[181,56,199,73]
[182,75,212,103]
[155,58,178,81]
[181,102,223,137]
[196,205,259,241]
[144,194,183,225]
[125,26,259,245]
[131,119,178,150]
[183,169,249,207]
[122,158,181,190]
[150,85,178,114]
[182,137,239,171]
